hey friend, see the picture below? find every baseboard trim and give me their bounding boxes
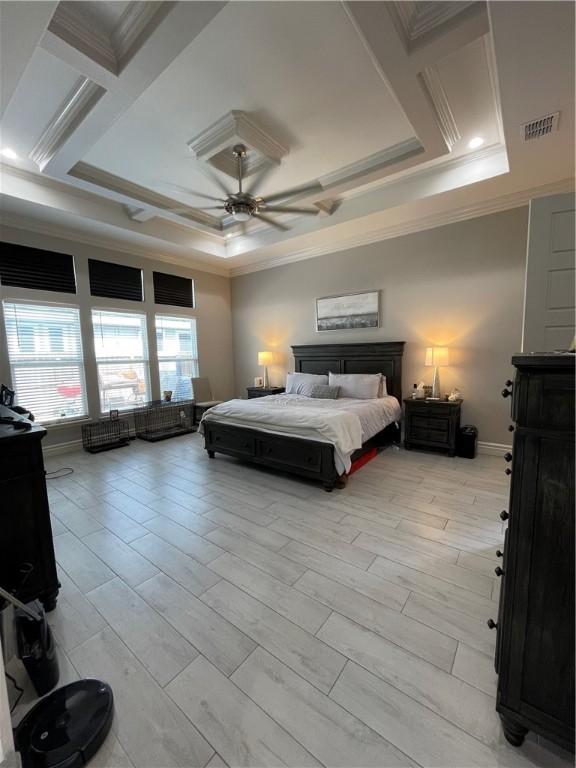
[477,441,512,456]
[43,439,83,457]
[42,436,511,458]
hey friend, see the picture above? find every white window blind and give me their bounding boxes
[92,309,150,412]
[155,315,198,400]
[2,302,87,424]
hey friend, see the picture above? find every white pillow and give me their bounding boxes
[285,372,328,396]
[329,372,381,400]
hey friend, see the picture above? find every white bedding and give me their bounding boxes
[200,393,401,475]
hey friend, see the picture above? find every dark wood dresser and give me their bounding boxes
[491,354,574,751]
[403,398,461,456]
[0,405,59,610]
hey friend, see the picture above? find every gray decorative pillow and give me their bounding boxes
[310,384,340,400]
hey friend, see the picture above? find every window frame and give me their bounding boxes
[91,307,151,414]
[1,299,89,426]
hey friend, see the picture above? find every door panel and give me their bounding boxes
[523,194,575,352]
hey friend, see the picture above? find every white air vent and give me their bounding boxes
[521,112,559,141]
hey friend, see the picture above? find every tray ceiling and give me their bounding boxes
[0,0,573,275]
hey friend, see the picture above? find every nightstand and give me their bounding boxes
[246,386,285,399]
[404,398,462,457]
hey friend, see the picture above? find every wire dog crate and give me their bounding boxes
[134,399,195,442]
[82,417,130,453]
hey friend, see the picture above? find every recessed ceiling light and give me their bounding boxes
[468,137,485,150]
[0,147,18,160]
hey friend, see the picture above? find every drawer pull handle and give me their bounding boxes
[487,619,497,630]
[501,388,512,398]
[496,549,503,558]
[504,452,513,462]
[495,566,504,577]
[500,510,509,521]
[505,468,512,476]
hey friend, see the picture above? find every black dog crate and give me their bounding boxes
[134,400,195,442]
[82,418,130,453]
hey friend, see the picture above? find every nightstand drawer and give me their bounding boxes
[409,402,452,417]
[412,415,449,432]
[411,427,450,445]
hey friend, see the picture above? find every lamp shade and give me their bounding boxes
[425,347,449,367]
[258,351,274,366]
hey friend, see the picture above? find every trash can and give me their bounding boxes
[457,424,478,459]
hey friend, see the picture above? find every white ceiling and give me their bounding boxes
[0,0,573,276]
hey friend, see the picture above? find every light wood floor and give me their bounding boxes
[8,435,573,768]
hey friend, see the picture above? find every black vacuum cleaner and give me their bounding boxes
[1,586,114,768]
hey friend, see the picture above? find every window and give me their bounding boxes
[155,315,198,400]
[153,271,194,308]
[92,310,150,412]
[0,243,76,293]
[2,302,87,424]
[88,259,143,301]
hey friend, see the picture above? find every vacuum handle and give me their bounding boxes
[0,585,42,621]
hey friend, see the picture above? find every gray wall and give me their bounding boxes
[231,207,529,446]
[0,227,234,449]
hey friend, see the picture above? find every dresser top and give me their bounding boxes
[512,352,575,369]
[0,404,45,441]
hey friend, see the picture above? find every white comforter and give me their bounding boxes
[200,393,401,475]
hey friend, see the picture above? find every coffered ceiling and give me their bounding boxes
[0,1,574,275]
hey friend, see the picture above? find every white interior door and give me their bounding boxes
[523,192,575,352]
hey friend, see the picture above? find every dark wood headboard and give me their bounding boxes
[292,342,405,403]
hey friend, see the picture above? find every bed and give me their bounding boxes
[201,342,405,491]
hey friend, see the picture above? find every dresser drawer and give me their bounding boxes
[205,425,256,456]
[256,438,322,472]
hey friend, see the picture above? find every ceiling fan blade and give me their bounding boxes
[197,165,234,197]
[162,206,225,215]
[254,212,290,232]
[263,205,318,215]
[245,162,277,195]
[263,180,323,205]
[158,183,224,204]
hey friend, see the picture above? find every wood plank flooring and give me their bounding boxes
[8,435,573,768]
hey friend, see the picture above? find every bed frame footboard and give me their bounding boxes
[202,419,401,491]
[203,422,341,490]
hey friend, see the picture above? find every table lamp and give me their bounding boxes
[425,346,449,399]
[258,351,273,387]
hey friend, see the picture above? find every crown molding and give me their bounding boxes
[112,2,175,71]
[419,66,460,149]
[188,110,288,180]
[320,138,423,188]
[0,213,231,278]
[391,1,480,47]
[229,178,574,277]
[48,3,117,73]
[29,78,105,171]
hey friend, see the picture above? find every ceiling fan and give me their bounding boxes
[170,144,323,232]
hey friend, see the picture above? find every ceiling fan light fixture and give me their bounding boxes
[232,207,252,222]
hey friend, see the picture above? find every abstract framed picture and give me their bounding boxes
[315,290,379,332]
